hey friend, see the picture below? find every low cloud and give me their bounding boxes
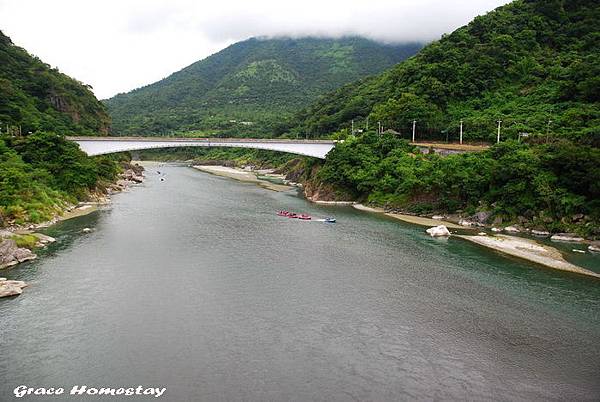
[189,0,509,44]
[0,0,510,98]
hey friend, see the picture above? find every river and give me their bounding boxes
[1,165,599,401]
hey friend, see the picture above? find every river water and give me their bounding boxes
[1,165,599,401]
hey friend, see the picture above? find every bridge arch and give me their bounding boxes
[67,137,336,159]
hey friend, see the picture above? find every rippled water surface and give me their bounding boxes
[1,165,599,401]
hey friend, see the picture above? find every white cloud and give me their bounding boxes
[0,0,510,99]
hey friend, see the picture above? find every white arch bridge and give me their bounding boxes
[67,136,337,159]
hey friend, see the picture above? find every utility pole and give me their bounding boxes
[366,116,369,131]
[378,121,381,135]
[412,120,417,143]
[459,120,463,145]
[351,119,354,135]
[496,120,502,144]
[546,120,552,143]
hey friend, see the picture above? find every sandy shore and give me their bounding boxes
[385,213,468,230]
[352,204,383,213]
[458,234,600,279]
[193,165,291,192]
[353,204,467,230]
[308,199,355,205]
[352,204,597,276]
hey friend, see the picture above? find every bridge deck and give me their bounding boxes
[67,136,336,144]
[67,136,337,159]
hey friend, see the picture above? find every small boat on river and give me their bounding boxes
[324,217,336,223]
[298,214,312,220]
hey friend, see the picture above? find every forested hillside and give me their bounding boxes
[293,0,599,144]
[0,31,121,227]
[0,30,110,136]
[280,0,600,238]
[105,37,421,136]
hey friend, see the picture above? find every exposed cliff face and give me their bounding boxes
[282,162,355,202]
[0,30,111,135]
[303,181,350,202]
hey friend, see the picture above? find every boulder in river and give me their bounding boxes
[531,230,551,237]
[426,225,451,237]
[504,226,520,233]
[0,278,28,298]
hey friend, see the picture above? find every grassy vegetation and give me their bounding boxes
[11,234,38,249]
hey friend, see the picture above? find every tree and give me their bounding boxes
[369,93,443,130]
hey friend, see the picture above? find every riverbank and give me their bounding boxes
[352,204,470,230]
[0,164,145,295]
[457,234,600,279]
[192,165,292,192]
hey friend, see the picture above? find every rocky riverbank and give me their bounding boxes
[348,203,600,278]
[0,163,145,297]
[457,234,600,279]
[0,278,28,298]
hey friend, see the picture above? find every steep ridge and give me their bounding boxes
[0,30,110,136]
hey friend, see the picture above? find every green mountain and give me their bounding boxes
[0,30,110,135]
[293,0,599,144]
[0,31,122,227]
[284,0,600,237]
[104,37,422,136]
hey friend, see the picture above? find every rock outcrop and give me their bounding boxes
[0,239,37,269]
[472,211,491,224]
[0,277,28,297]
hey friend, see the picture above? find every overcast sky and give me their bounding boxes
[0,0,510,99]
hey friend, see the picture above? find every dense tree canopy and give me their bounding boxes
[0,30,110,136]
[0,133,121,225]
[313,132,600,237]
